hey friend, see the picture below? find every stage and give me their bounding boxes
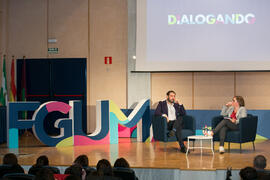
[0,135,269,170]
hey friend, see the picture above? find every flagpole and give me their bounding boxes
[9,55,17,102]
[21,56,32,137]
[0,54,8,106]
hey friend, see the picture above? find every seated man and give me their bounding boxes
[154,90,187,153]
[253,155,270,179]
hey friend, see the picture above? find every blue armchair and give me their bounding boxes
[152,115,196,142]
[211,114,258,153]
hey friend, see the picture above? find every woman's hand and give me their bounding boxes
[226,101,233,107]
[231,118,236,123]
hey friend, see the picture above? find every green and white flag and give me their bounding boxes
[0,55,8,106]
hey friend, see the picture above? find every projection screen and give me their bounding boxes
[136,0,270,71]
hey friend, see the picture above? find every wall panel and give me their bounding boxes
[151,73,193,109]
[236,72,270,109]
[88,0,127,132]
[193,72,235,109]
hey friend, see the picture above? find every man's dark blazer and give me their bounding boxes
[154,100,186,118]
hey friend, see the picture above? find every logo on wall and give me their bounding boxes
[168,13,256,25]
[7,99,153,148]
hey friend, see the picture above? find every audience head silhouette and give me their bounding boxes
[3,153,18,166]
[253,155,267,170]
[114,158,130,168]
[96,159,113,176]
[74,155,89,167]
[239,167,257,180]
[36,155,49,167]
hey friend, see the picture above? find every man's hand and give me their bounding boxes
[162,114,169,123]
[174,99,182,105]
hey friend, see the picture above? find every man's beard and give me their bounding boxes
[167,98,174,103]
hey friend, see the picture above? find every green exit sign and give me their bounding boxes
[48,48,58,54]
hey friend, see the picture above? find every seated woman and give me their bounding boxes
[73,155,95,176]
[28,155,49,175]
[114,158,138,180]
[65,164,85,180]
[210,96,247,154]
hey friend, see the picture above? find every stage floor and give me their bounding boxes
[0,135,269,170]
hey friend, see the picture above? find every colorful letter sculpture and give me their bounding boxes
[7,99,153,148]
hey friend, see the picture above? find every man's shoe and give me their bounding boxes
[180,146,187,153]
[167,130,175,137]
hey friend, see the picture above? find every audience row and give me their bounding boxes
[0,153,137,180]
[1,153,270,180]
